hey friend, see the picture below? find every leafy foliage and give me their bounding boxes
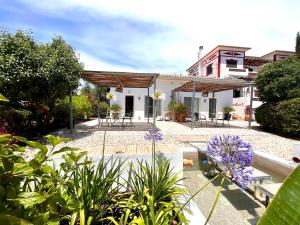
[256,98,300,136]
[110,104,122,112]
[81,82,109,116]
[53,95,93,127]
[257,165,300,225]
[255,57,300,102]
[0,30,83,105]
[0,134,75,224]
[114,156,187,225]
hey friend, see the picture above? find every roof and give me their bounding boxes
[244,56,272,67]
[261,50,295,58]
[82,70,159,88]
[187,45,251,72]
[171,76,248,93]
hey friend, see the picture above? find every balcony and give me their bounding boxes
[227,68,249,78]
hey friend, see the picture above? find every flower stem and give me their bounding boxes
[204,174,226,225]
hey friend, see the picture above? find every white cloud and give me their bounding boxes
[19,0,300,71]
[79,51,138,72]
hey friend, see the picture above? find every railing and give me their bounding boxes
[227,68,249,77]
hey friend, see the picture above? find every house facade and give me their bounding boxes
[186,45,295,118]
[95,46,294,121]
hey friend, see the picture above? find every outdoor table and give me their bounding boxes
[256,183,281,207]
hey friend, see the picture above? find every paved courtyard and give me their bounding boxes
[52,119,299,162]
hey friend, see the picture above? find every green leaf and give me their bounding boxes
[258,165,300,225]
[13,163,33,175]
[33,212,49,225]
[0,93,9,102]
[12,192,46,207]
[14,136,48,153]
[70,212,78,225]
[0,214,33,225]
[52,147,79,156]
[45,135,70,147]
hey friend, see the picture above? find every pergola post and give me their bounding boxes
[69,88,73,134]
[153,78,157,126]
[147,87,150,123]
[212,91,215,119]
[191,80,195,129]
[248,83,254,129]
[97,87,100,127]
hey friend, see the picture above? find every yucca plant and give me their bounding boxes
[113,156,187,225]
[62,156,124,225]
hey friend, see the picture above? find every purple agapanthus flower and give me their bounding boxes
[144,129,163,142]
[207,135,254,189]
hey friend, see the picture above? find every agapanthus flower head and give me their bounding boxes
[106,92,116,100]
[151,90,166,101]
[207,134,254,188]
[144,128,163,142]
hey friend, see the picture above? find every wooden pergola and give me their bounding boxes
[82,70,159,88]
[171,77,253,129]
[76,70,159,131]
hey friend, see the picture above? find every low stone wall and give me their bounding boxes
[253,151,296,177]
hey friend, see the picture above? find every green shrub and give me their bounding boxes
[99,101,109,116]
[173,103,188,113]
[255,57,300,102]
[256,103,277,130]
[276,98,300,136]
[256,98,300,136]
[52,95,93,127]
[1,108,34,134]
[223,106,235,113]
[110,103,122,112]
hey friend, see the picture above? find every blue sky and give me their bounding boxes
[0,0,299,73]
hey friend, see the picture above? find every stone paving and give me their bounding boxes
[52,119,300,161]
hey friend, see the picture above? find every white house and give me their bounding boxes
[186,45,295,118]
[81,46,294,121]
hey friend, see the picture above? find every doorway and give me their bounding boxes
[125,96,134,117]
[209,98,216,118]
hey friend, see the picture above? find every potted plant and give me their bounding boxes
[222,106,235,120]
[173,103,188,122]
[110,104,122,119]
[167,102,176,121]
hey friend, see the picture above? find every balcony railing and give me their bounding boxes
[227,68,249,77]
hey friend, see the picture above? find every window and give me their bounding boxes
[226,59,238,68]
[206,64,213,75]
[184,97,200,113]
[233,89,241,98]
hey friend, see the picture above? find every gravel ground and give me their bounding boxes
[51,119,299,161]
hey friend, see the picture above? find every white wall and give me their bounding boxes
[110,79,233,120]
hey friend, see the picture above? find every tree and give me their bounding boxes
[0,30,83,106]
[255,57,300,102]
[0,30,83,134]
[296,32,300,58]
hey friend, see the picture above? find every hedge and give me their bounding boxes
[256,98,300,136]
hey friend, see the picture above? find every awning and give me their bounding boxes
[82,70,159,88]
[245,56,272,67]
[172,77,246,93]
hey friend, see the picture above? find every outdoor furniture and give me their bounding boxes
[99,115,111,127]
[195,113,208,127]
[256,183,281,207]
[121,113,133,127]
[111,112,122,127]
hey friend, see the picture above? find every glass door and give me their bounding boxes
[209,98,217,118]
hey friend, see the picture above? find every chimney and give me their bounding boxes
[197,46,203,76]
[198,46,203,60]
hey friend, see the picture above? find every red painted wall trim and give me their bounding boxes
[218,50,221,78]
